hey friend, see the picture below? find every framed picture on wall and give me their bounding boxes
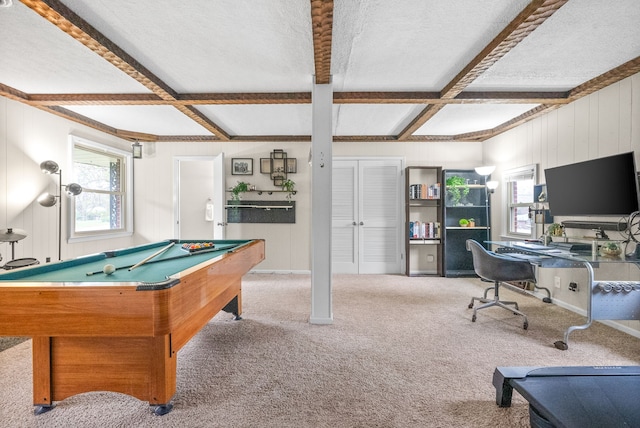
[231,158,253,175]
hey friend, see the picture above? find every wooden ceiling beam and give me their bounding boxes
[40,106,120,136]
[440,0,569,99]
[23,90,570,106]
[568,56,640,101]
[396,104,445,141]
[20,0,231,141]
[396,0,568,140]
[310,0,334,84]
[175,105,231,140]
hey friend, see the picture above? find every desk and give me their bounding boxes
[0,239,265,415]
[493,366,640,428]
[488,241,640,350]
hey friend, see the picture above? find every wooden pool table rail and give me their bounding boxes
[0,239,265,415]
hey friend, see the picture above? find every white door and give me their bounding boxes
[332,160,359,273]
[332,159,403,274]
[173,154,226,240]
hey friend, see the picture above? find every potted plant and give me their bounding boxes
[446,176,469,206]
[600,241,622,257]
[281,178,296,200]
[468,218,475,227]
[230,181,250,201]
[459,218,469,227]
[547,223,564,239]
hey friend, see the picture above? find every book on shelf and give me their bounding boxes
[409,183,440,200]
[409,221,441,239]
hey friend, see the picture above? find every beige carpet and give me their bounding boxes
[1,274,638,427]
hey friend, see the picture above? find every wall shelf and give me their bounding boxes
[405,166,443,276]
[226,200,296,223]
[443,169,491,277]
[226,189,297,195]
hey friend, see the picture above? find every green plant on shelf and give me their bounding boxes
[281,179,296,200]
[230,181,250,201]
[459,218,469,227]
[446,176,469,206]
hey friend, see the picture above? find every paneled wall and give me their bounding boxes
[0,100,133,262]
[5,72,636,275]
[1,96,482,271]
[483,73,640,336]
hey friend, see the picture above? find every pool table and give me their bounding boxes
[0,239,264,415]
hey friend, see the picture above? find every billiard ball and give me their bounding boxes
[103,264,116,275]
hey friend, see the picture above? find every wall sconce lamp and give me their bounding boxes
[37,160,83,260]
[132,141,143,159]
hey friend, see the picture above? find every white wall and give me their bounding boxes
[483,72,640,336]
[3,71,638,276]
[0,96,484,271]
[0,99,133,262]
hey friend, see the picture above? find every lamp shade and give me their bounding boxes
[474,165,495,176]
[486,180,499,190]
[37,192,58,207]
[40,160,60,174]
[65,183,83,196]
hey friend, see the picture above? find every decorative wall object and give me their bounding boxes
[260,149,297,185]
[231,158,253,175]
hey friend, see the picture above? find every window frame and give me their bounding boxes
[501,164,537,239]
[68,135,133,243]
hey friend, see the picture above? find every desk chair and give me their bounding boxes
[466,239,536,330]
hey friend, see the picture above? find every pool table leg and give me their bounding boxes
[32,336,55,414]
[151,403,173,415]
[223,294,242,320]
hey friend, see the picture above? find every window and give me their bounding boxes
[502,165,536,238]
[69,135,133,241]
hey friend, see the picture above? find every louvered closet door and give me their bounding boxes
[332,160,359,274]
[332,159,402,274]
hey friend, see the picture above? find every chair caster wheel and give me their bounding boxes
[468,303,473,309]
[523,321,528,330]
[554,341,568,350]
[471,314,477,322]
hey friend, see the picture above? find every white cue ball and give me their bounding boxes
[103,264,116,275]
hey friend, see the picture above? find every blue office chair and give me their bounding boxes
[466,239,536,330]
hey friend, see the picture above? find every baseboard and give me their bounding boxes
[250,269,311,274]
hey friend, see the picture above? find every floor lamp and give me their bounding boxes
[37,160,83,261]
[474,166,498,245]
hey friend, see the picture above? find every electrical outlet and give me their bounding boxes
[569,282,578,292]
[427,254,434,262]
[554,276,561,289]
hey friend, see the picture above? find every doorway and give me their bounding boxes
[173,154,226,240]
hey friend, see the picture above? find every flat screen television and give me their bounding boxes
[544,152,639,217]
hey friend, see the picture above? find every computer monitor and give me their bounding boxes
[544,152,639,217]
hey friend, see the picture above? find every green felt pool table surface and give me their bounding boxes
[0,238,265,415]
[0,239,252,285]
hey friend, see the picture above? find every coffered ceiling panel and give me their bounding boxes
[0,0,638,143]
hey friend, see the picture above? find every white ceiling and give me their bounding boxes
[0,0,639,143]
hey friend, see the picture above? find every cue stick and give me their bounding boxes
[85,245,221,276]
[128,242,175,271]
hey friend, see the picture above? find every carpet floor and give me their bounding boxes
[1,273,638,427]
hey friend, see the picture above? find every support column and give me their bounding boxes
[310,79,333,324]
